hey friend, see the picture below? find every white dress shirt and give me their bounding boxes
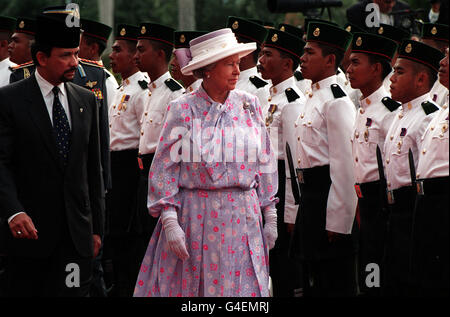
[417,96,449,179]
[0,58,16,88]
[35,68,72,128]
[384,93,436,190]
[351,85,398,184]
[109,71,150,151]
[138,71,185,155]
[295,75,357,234]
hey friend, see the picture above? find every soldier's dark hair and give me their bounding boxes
[149,39,172,64]
[316,42,345,71]
[84,35,107,56]
[367,54,392,80]
[279,50,299,72]
[30,41,52,66]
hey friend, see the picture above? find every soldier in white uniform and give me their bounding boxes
[226,17,270,113]
[420,23,449,107]
[135,22,185,243]
[410,48,449,296]
[293,22,358,297]
[104,24,149,297]
[383,40,443,296]
[170,30,206,93]
[346,32,400,296]
[258,26,306,297]
[369,24,410,93]
[79,18,119,107]
[0,16,16,88]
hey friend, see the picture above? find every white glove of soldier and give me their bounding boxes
[263,207,278,250]
[161,210,189,261]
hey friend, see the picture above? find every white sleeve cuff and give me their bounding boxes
[8,212,25,224]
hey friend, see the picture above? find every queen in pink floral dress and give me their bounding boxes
[134,29,279,297]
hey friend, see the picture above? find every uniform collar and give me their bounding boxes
[238,67,258,83]
[270,76,296,97]
[311,75,337,92]
[360,85,389,109]
[402,93,431,112]
[186,79,202,93]
[122,71,142,87]
[149,71,170,92]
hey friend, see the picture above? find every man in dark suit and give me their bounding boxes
[0,12,104,297]
[346,0,411,31]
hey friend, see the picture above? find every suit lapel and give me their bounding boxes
[26,75,64,171]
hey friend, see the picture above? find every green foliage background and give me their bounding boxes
[0,0,431,30]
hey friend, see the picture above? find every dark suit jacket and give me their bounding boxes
[346,0,411,31]
[0,74,105,258]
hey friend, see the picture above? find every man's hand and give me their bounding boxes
[93,234,101,258]
[9,213,38,240]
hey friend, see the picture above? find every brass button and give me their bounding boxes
[355,157,358,162]
[390,135,394,140]
[297,137,300,141]
[399,113,403,119]
[297,159,301,165]
[422,149,427,154]
[386,158,390,164]
[431,126,435,131]
[359,108,365,114]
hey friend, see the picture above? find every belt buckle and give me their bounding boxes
[296,168,304,184]
[416,180,424,195]
[354,184,363,198]
[137,157,144,170]
[387,189,395,205]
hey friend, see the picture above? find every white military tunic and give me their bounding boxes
[0,58,16,88]
[293,67,312,96]
[185,79,202,93]
[138,71,185,155]
[265,76,306,225]
[336,67,361,108]
[104,68,119,108]
[384,93,437,191]
[417,96,449,179]
[351,86,399,184]
[295,75,357,234]
[109,71,150,152]
[429,80,449,108]
[235,66,270,114]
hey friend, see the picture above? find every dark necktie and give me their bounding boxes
[52,86,71,165]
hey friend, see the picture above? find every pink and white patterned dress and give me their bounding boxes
[133,85,278,297]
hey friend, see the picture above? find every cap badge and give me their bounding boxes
[378,27,384,35]
[313,27,320,37]
[356,37,362,46]
[271,33,278,42]
[405,43,412,53]
[232,21,239,30]
[180,34,186,43]
[280,26,285,32]
[431,26,437,35]
[120,28,126,36]
[346,25,351,32]
[141,26,146,35]
[19,21,25,29]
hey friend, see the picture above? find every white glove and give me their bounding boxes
[161,210,189,261]
[263,207,278,250]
